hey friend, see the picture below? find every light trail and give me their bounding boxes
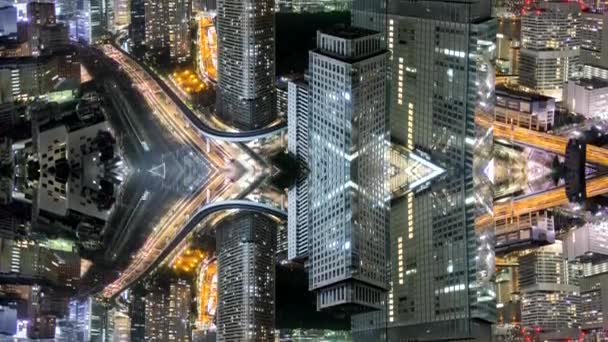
[476,113,608,166]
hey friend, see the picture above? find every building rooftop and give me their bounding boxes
[496,84,554,102]
[319,26,379,40]
[573,77,608,90]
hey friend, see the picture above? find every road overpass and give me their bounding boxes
[103,200,287,299]
[106,42,286,142]
[476,114,608,167]
[476,174,608,227]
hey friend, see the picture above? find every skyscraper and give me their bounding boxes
[519,2,581,100]
[129,0,145,51]
[308,27,389,312]
[76,0,103,44]
[113,0,130,28]
[357,0,497,339]
[216,212,276,341]
[579,11,608,70]
[0,6,18,37]
[144,0,191,63]
[27,2,56,25]
[216,0,276,129]
[287,77,309,261]
[144,278,192,341]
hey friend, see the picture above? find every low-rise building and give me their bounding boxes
[495,84,555,132]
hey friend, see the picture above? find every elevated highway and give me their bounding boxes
[476,174,608,227]
[476,114,608,167]
[103,200,287,299]
[106,42,286,142]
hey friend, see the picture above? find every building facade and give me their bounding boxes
[216,212,276,341]
[519,242,581,340]
[216,0,276,129]
[352,0,497,339]
[287,78,309,261]
[129,0,145,51]
[519,2,581,100]
[580,11,608,70]
[495,84,555,132]
[144,0,192,63]
[308,28,389,312]
[564,77,608,119]
[75,0,103,44]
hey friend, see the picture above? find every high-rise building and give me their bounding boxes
[519,2,581,100]
[0,6,17,37]
[68,296,107,341]
[580,272,608,339]
[144,286,166,341]
[129,0,145,51]
[579,11,608,70]
[519,242,580,340]
[0,238,59,283]
[112,311,131,342]
[287,77,309,261]
[27,1,56,25]
[144,0,191,62]
[103,0,114,32]
[129,288,146,342]
[75,0,103,44]
[216,0,276,129]
[308,27,389,312]
[167,279,191,341]
[113,0,130,28]
[216,212,276,341]
[351,0,386,34]
[357,0,497,339]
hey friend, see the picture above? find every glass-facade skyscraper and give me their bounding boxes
[308,27,389,312]
[216,212,276,341]
[216,0,276,129]
[354,0,497,339]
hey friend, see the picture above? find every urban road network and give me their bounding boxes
[93,43,608,300]
[96,44,287,299]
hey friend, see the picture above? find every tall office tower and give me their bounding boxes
[580,272,608,339]
[519,2,581,100]
[0,238,59,284]
[129,0,145,51]
[216,212,276,341]
[287,78,309,261]
[216,0,276,129]
[361,0,497,339]
[519,242,581,340]
[579,11,608,70]
[166,279,191,341]
[27,2,56,25]
[145,285,166,341]
[76,0,103,44]
[144,0,191,63]
[55,0,77,20]
[68,297,107,341]
[113,0,130,28]
[112,311,131,341]
[103,0,114,32]
[129,289,146,342]
[0,6,17,37]
[308,28,389,312]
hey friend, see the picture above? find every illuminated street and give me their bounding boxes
[97,44,270,299]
